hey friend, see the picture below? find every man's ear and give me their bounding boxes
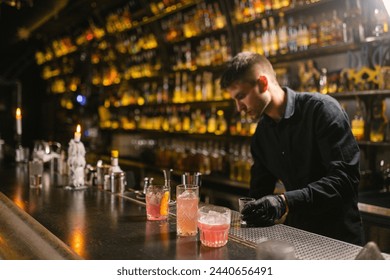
[257,75,268,92]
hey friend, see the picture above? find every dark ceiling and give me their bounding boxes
[0,0,141,78]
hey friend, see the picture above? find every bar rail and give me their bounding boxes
[0,192,82,260]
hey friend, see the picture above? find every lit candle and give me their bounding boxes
[16,108,22,135]
[74,124,81,142]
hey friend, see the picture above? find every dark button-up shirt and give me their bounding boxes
[250,87,363,245]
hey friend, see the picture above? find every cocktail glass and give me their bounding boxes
[198,205,231,248]
[176,184,199,236]
[145,185,170,221]
[238,197,255,226]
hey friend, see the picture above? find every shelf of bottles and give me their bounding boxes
[162,1,228,44]
[157,137,253,183]
[235,0,365,63]
[115,133,252,185]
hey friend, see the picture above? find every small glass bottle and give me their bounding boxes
[110,150,123,173]
[370,100,387,142]
[319,68,328,94]
[351,104,365,141]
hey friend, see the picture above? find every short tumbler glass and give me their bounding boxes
[238,197,255,226]
[29,160,43,188]
[198,205,231,248]
[145,185,170,221]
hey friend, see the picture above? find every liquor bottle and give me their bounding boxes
[110,150,123,173]
[280,0,290,8]
[264,0,273,15]
[277,12,289,55]
[202,71,213,101]
[329,10,344,44]
[351,103,365,141]
[177,107,185,132]
[234,0,244,23]
[248,114,257,135]
[212,38,223,65]
[207,107,217,134]
[220,34,232,62]
[229,144,240,181]
[372,8,388,37]
[203,37,212,66]
[184,42,193,70]
[215,109,227,135]
[370,100,387,142]
[162,75,170,103]
[171,107,180,132]
[195,74,202,101]
[272,0,282,10]
[254,24,264,55]
[308,16,319,48]
[319,68,328,94]
[198,142,211,175]
[230,112,238,136]
[342,0,364,43]
[241,32,250,52]
[287,17,298,53]
[162,107,170,132]
[261,18,271,57]
[269,17,279,56]
[213,2,226,29]
[242,0,255,22]
[181,72,188,103]
[182,105,191,132]
[240,110,248,136]
[173,72,181,103]
[210,142,222,174]
[319,13,331,46]
[253,0,265,17]
[214,77,223,101]
[242,143,253,183]
[297,16,309,51]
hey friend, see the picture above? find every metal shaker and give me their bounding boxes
[110,171,126,193]
[97,163,111,189]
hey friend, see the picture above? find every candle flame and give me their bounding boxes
[76,124,81,133]
[16,108,22,119]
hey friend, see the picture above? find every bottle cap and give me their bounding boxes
[111,150,119,158]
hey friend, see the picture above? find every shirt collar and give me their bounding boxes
[261,87,296,125]
[283,87,296,119]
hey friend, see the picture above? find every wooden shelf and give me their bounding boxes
[330,90,390,99]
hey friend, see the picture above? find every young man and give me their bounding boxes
[220,52,363,245]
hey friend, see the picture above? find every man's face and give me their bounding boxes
[227,78,271,122]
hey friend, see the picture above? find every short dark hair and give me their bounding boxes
[220,52,274,89]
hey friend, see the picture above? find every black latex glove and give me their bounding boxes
[241,195,286,227]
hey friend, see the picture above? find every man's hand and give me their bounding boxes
[241,195,286,227]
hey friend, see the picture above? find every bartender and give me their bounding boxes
[220,52,364,246]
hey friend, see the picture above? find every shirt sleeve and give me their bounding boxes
[250,133,278,199]
[284,98,360,214]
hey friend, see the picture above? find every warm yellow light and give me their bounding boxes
[76,124,81,133]
[16,108,22,119]
[384,0,390,16]
[74,124,81,141]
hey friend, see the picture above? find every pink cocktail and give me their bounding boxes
[176,184,199,236]
[198,205,231,247]
[146,185,169,221]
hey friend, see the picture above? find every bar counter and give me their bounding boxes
[0,161,389,260]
